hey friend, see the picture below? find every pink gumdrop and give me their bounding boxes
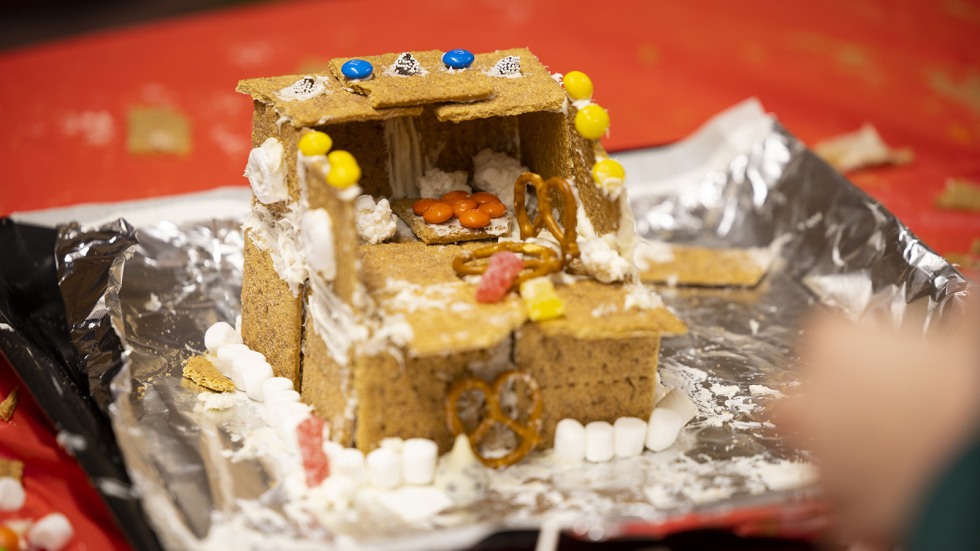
[297,416,330,487]
[476,251,524,303]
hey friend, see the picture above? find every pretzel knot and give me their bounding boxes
[451,241,562,285]
[513,172,580,262]
[445,370,543,468]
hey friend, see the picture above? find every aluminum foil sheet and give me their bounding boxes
[55,101,971,549]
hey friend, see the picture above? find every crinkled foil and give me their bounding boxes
[63,103,971,549]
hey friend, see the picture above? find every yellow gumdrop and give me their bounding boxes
[298,130,332,157]
[325,150,361,188]
[574,104,610,140]
[519,277,565,322]
[563,71,593,101]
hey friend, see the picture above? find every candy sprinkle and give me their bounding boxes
[392,52,424,76]
[341,59,374,80]
[442,49,475,70]
[488,55,521,77]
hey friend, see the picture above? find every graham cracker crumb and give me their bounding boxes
[127,106,192,155]
[0,457,24,481]
[182,355,235,393]
[0,387,18,422]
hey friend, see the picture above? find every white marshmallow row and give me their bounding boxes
[319,436,439,492]
[553,388,699,463]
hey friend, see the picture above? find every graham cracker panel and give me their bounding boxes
[639,245,771,288]
[565,107,621,236]
[241,231,304,386]
[329,51,494,109]
[237,74,422,127]
[518,111,571,182]
[318,119,391,198]
[435,48,566,122]
[354,350,495,453]
[302,329,355,446]
[359,241,481,292]
[539,280,687,338]
[415,109,521,174]
[304,161,360,307]
[516,324,660,447]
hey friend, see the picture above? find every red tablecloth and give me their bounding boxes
[1,0,978,549]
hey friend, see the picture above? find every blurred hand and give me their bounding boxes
[777,301,980,546]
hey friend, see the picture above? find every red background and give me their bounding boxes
[1,0,978,549]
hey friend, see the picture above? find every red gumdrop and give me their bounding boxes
[297,416,330,487]
[476,251,525,303]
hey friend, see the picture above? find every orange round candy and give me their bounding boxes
[458,208,491,229]
[423,201,454,224]
[413,198,438,215]
[453,198,479,217]
[478,201,507,219]
[0,526,18,551]
[470,191,500,205]
[441,190,470,204]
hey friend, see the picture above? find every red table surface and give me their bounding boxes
[1,0,979,549]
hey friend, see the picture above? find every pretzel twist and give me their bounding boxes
[445,370,543,468]
[451,172,580,284]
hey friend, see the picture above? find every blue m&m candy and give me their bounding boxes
[341,59,373,80]
[442,49,474,70]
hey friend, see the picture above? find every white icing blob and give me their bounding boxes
[416,168,470,199]
[354,195,397,245]
[244,138,287,204]
[301,208,336,280]
[472,148,528,207]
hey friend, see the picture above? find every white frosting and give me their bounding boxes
[472,148,528,207]
[623,282,664,311]
[244,138,287,204]
[384,117,425,198]
[354,195,397,245]
[416,168,469,198]
[242,203,307,297]
[276,75,330,102]
[578,234,632,283]
[634,240,676,269]
[301,209,336,280]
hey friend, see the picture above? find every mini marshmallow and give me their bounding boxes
[229,350,266,390]
[379,437,404,452]
[204,321,242,354]
[0,476,25,511]
[613,417,647,458]
[261,377,294,403]
[366,446,402,489]
[646,389,699,452]
[333,448,366,483]
[216,343,249,373]
[553,418,586,463]
[241,361,274,400]
[322,440,344,462]
[274,401,312,450]
[264,389,300,425]
[28,512,74,551]
[401,438,438,485]
[585,421,615,463]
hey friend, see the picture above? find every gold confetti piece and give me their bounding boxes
[0,457,24,481]
[0,387,18,422]
[935,178,980,212]
[127,106,192,155]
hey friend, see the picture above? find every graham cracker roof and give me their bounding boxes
[237,48,565,128]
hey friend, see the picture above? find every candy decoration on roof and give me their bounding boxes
[442,49,475,70]
[341,59,374,80]
[575,104,610,139]
[488,55,521,77]
[520,277,565,321]
[592,158,625,197]
[325,150,362,189]
[562,70,593,100]
[298,130,333,157]
[392,52,423,76]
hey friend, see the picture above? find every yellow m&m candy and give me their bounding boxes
[519,277,565,322]
[562,71,593,101]
[298,130,332,157]
[574,104,610,140]
[326,150,361,189]
[592,158,625,184]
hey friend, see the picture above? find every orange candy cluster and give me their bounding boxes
[412,191,506,229]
